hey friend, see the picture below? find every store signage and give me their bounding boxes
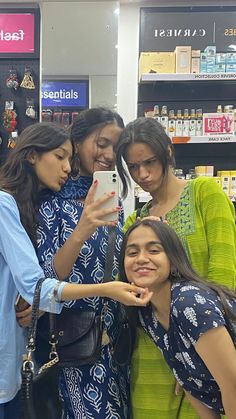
[172,135,236,144]
[154,28,206,39]
[41,81,88,108]
[140,7,236,52]
[0,13,35,53]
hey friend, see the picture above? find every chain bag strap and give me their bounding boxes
[21,278,60,419]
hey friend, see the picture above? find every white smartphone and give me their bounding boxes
[93,171,119,222]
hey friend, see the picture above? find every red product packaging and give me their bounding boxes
[203,113,234,135]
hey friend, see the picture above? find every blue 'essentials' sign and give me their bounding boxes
[41,80,88,108]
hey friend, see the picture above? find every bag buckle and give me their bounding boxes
[22,353,34,373]
[101,330,110,346]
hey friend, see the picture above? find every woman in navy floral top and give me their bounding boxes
[33,108,151,419]
[120,218,236,418]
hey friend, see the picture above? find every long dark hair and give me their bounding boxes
[120,219,236,323]
[0,122,71,244]
[116,117,175,198]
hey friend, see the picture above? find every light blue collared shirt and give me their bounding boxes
[0,192,65,403]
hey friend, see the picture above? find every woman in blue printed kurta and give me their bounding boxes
[36,108,130,419]
[120,218,236,418]
[0,122,148,419]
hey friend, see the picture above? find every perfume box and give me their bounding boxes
[215,53,226,64]
[215,63,226,73]
[226,53,236,63]
[226,63,236,73]
[203,113,234,135]
[200,53,207,73]
[192,49,201,58]
[191,57,200,73]
[175,46,191,73]
[139,52,176,76]
[204,46,216,56]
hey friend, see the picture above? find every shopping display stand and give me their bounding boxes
[0,3,40,163]
[138,6,236,175]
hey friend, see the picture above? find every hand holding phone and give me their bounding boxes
[93,171,119,222]
[74,171,121,243]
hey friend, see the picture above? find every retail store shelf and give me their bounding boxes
[140,73,236,82]
[172,135,236,144]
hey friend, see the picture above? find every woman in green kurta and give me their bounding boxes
[116,117,236,419]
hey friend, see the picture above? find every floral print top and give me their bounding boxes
[139,280,236,414]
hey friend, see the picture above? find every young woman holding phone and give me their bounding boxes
[0,121,150,419]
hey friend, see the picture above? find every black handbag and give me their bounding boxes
[36,308,103,367]
[21,278,63,419]
[34,226,133,374]
[35,226,117,368]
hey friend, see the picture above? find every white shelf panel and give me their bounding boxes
[172,135,236,144]
[140,73,236,82]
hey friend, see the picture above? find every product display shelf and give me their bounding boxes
[140,73,236,82]
[135,189,236,207]
[138,72,236,177]
[172,135,236,144]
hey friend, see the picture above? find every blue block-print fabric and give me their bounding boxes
[37,176,129,419]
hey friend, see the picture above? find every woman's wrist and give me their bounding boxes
[98,283,112,298]
[70,228,86,246]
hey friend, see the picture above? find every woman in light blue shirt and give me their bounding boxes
[0,122,150,419]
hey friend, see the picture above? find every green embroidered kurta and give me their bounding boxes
[124,177,236,419]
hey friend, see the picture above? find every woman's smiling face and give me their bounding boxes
[124,224,171,292]
[76,123,123,176]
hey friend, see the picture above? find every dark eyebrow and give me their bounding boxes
[126,155,157,165]
[57,146,72,158]
[126,240,163,249]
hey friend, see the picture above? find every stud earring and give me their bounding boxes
[171,269,180,278]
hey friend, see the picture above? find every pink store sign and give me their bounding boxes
[0,13,35,53]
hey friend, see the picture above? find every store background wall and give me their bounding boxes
[117,0,236,217]
[4,1,234,216]
[41,1,118,109]
[117,0,236,124]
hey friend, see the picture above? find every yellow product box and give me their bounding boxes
[175,46,191,73]
[205,166,214,177]
[220,171,231,195]
[144,110,154,118]
[195,166,206,176]
[139,52,176,77]
[213,176,221,186]
[229,171,236,197]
